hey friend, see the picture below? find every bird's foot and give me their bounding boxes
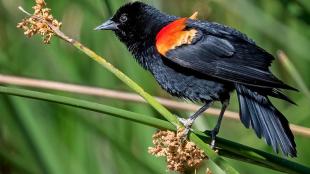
[177,117,194,142]
[204,129,219,149]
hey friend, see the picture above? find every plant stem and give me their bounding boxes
[1,74,310,137]
[195,132,310,174]
[1,86,310,174]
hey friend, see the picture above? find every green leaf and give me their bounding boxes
[1,86,309,174]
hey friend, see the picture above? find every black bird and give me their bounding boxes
[95,1,297,157]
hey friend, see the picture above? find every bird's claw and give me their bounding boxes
[180,128,190,143]
[177,117,188,125]
[204,129,218,150]
[177,117,194,143]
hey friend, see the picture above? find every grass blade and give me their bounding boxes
[1,86,309,174]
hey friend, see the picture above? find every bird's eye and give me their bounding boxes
[119,14,128,23]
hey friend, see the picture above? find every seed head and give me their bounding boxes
[148,129,207,173]
[17,0,61,44]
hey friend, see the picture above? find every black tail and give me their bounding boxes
[235,84,296,157]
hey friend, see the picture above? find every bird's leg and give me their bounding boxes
[179,101,212,140]
[207,99,229,149]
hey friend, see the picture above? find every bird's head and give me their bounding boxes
[95,2,174,47]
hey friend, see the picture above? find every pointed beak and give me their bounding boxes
[94,19,119,31]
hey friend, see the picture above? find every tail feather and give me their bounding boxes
[235,84,296,157]
[270,89,296,105]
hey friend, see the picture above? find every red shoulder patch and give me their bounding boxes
[156,18,197,56]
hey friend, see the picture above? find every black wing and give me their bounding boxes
[163,21,295,90]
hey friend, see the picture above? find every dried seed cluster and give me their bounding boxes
[148,129,206,173]
[17,0,61,44]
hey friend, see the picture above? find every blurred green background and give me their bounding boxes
[1,0,310,173]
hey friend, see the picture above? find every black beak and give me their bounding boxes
[94,19,118,31]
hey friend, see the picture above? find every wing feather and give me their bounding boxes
[161,21,296,90]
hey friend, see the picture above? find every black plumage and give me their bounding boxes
[95,2,297,157]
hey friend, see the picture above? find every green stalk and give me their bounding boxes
[1,86,309,174]
[194,132,310,174]
[0,86,174,131]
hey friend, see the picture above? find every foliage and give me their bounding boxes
[0,0,310,173]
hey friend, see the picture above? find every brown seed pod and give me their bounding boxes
[17,0,61,44]
[148,129,207,173]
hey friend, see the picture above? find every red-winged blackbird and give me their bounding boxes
[95,2,297,157]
